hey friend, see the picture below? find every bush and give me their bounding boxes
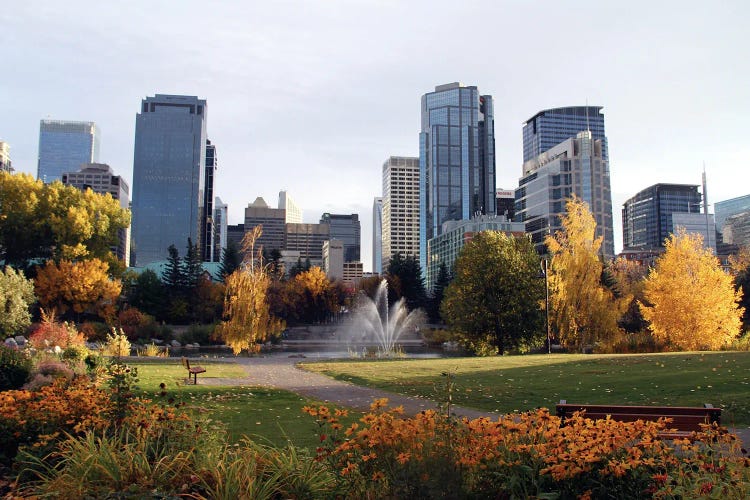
[0,345,32,391]
[181,324,215,345]
[420,327,455,347]
[60,344,90,367]
[28,318,85,351]
[596,330,668,354]
[79,321,111,342]
[100,328,131,357]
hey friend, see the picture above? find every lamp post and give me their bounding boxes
[541,258,551,354]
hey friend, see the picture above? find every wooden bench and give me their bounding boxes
[181,357,206,385]
[555,400,721,439]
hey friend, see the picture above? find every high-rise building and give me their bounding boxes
[382,156,420,272]
[202,140,217,261]
[672,212,716,251]
[38,120,100,182]
[496,188,515,220]
[715,194,750,232]
[372,197,383,274]
[226,223,245,250]
[723,212,750,248]
[322,239,344,280]
[284,222,330,265]
[522,106,606,163]
[0,141,12,173]
[61,163,130,264]
[131,95,207,266]
[622,184,701,250]
[244,197,286,252]
[516,131,614,257]
[278,191,302,223]
[320,213,360,262]
[419,83,496,272]
[213,197,228,263]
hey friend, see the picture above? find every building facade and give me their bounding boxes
[278,190,302,223]
[382,156,420,272]
[723,211,750,248]
[213,197,228,263]
[131,95,207,266]
[672,212,716,251]
[516,131,614,257]
[38,120,100,183]
[61,163,131,264]
[715,194,750,232]
[202,140,217,261]
[320,213,360,262]
[419,83,496,272]
[226,223,245,250]
[622,183,701,250]
[322,239,344,280]
[0,141,12,173]
[425,215,525,291]
[522,106,606,163]
[244,197,286,253]
[372,197,383,274]
[284,222,330,265]
[496,188,515,220]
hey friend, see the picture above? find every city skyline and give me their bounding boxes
[2,1,748,272]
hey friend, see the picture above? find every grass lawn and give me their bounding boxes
[128,359,333,449]
[301,351,750,426]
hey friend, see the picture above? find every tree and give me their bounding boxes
[34,258,122,323]
[427,263,452,323]
[163,244,184,291]
[442,231,545,355]
[182,237,203,289]
[640,229,743,350]
[734,266,750,332]
[386,253,426,311]
[608,257,648,333]
[218,240,242,282]
[127,269,166,319]
[0,266,36,336]
[216,227,285,354]
[545,196,623,352]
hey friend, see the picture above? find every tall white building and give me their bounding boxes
[278,190,302,223]
[382,156,420,272]
[213,197,228,262]
[0,141,12,173]
[323,239,344,280]
[372,197,383,274]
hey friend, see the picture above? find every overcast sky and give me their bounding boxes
[2,1,749,271]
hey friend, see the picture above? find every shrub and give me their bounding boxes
[79,321,111,342]
[28,313,85,351]
[0,345,32,391]
[135,343,168,357]
[117,307,147,341]
[596,330,668,354]
[181,324,215,345]
[23,361,75,390]
[420,327,455,347]
[100,328,131,357]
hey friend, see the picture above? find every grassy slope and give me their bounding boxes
[129,360,328,449]
[301,352,750,426]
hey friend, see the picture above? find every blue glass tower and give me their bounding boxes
[37,120,100,182]
[419,83,496,272]
[522,106,606,163]
[131,95,207,266]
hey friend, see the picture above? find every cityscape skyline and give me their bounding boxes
[2,1,748,272]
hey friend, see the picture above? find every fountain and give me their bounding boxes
[347,279,425,356]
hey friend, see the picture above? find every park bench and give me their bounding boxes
[555,400,721,439]
[181,357,206,385]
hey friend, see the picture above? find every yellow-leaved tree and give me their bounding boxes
[216,227,285,354]
[34,258,122,323]
[545,196,625,352]
[640,229,743,350]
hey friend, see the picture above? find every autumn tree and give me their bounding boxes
[608,257,649,333]
[442,231,545,355]
[640,229,743,350]
[545,196,624,352]
[34,258,122,323]
[216,227,285,354]
[0,266,36,336]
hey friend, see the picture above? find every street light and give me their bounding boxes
[541,258,551,354]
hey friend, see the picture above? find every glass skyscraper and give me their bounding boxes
[131,95,207,266]
[320,213,361,263]
[37,120,100,182]
[522,106,606,163]
[419,83,496,272]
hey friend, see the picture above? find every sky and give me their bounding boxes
[2,1,749,272]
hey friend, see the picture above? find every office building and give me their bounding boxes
[426,215,525,291]
[279,190,302,223]
[523,106,607,163]
[61,163,130,264]
[131,95,207,266]
[516,131,614,257]
[419,83,496,272]
[322,239,344,280]
[372,197,383,274]
[672,212,716,251]
[382,156,420,272]
[343,261,364,286]
[715,194,750,232]
[38,120,100,182]
[213,197,228,263]
[284,222,330,265]
[244,197,286,253]
[622,184,701,250]
[202,140,217,261]
[0,141,12,173]
[226,223,245,250]
[320,213,360,262]
[496,188,515,220]
[723,212,750,248]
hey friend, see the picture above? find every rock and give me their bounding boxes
[4,338,18,348]
[53,345,62,354]
[14,336,27,346]
[170,340,182,348]
[152,338,163,344]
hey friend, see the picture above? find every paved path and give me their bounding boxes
[200,355,750,448]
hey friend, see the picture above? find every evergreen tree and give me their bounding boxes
[182,237,204,289]
[128,269,166,319]
[163,245,184,291]
[386,253,426,311]
[427,263,452,323]
[219,240,241,282]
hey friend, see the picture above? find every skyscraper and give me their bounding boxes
[202,140,217,261]
[0,141,12,173]
[419,83,496,272]
[320,213,360,262]
[522,106,606,163]
[372,197,383,274]
[244,197,286,252]
[38,120,100,182]
[382,156,420,272]
[622,183,702,250]
[131,94,207,266]
[715,194,750,232]
[278,191,303,223]
[213,197,228,263]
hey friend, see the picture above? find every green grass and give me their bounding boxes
[300,352,750,425]
[128,360,331,449]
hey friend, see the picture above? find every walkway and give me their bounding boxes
[202,354,750,448]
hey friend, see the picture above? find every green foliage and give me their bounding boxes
[0,266,36,337]
[442,231,545,354]
[427,262,452,323]
[386,253,426,311]
[126,269,165,319]
[219,239,242,281]
[181,323,216,345]
[163,244,183,291]
[0,345,32,390]
[182,237,204,289]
